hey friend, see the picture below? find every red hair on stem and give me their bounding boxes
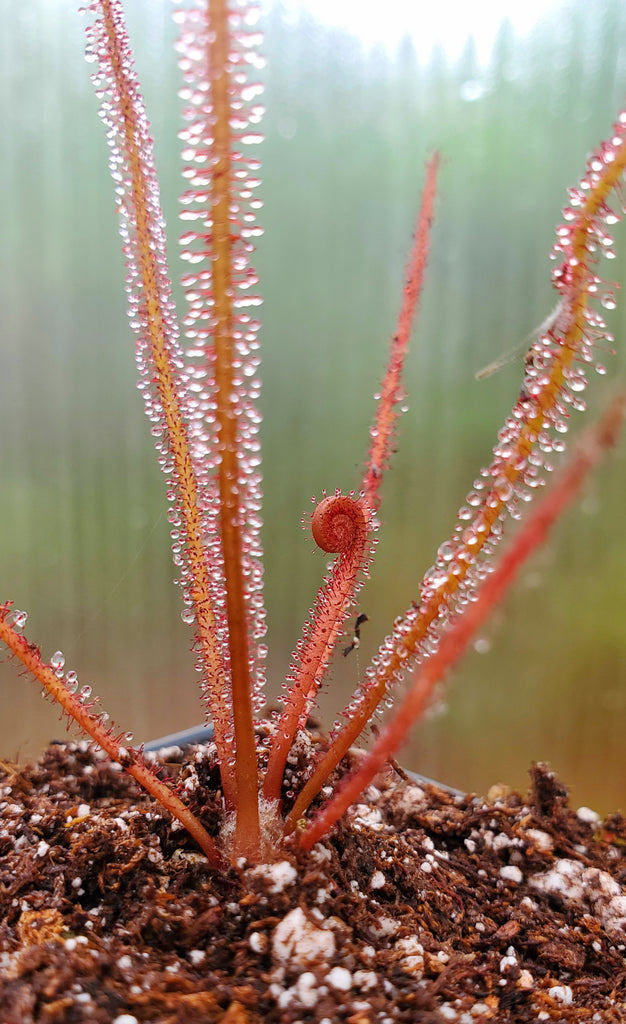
[202,0,261,862]
[363,152,440,513]
[263,493,371,803]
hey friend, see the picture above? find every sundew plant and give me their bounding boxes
[1,0,625,870]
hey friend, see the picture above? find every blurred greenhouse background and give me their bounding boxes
[1,0,626,813]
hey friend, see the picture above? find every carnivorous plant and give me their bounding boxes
[1,0,625,870]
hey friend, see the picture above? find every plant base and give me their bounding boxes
[0,739,624,1023]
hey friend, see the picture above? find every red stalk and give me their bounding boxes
[363,152,440,513]
[205,0,261,861]
[266,156,440,806]
[263,493,371,803]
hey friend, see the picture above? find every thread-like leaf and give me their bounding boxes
[363,153,440,513]
[263,493,371,802]
[264,158,439,803]
[175,0,266,857]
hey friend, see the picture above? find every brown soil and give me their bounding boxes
[0,738,625,1023]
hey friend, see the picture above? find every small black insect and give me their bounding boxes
[343,613,369,657]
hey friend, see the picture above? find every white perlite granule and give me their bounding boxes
[249,860,297,894]
[272,907,336,965]
[530,858,626,939]
[547,984,574,1005]
[525,829,553,852]
[499,865,523,884]
[292,972,318,1008]
[325,966,352,991]
[576,806,601,824]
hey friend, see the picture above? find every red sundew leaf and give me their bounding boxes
[263,492,372,803]
[362,152,440,514]
[264,156,440,805]
[174,0,267,857]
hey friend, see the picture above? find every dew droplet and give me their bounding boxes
[65,670,79,694]
[437,542,455,562]
[493,476,513,502]
[50,650,65,672]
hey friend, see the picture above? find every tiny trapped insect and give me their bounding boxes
[343,613,369,657]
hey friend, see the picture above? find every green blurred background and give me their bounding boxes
[1,0,625,813]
